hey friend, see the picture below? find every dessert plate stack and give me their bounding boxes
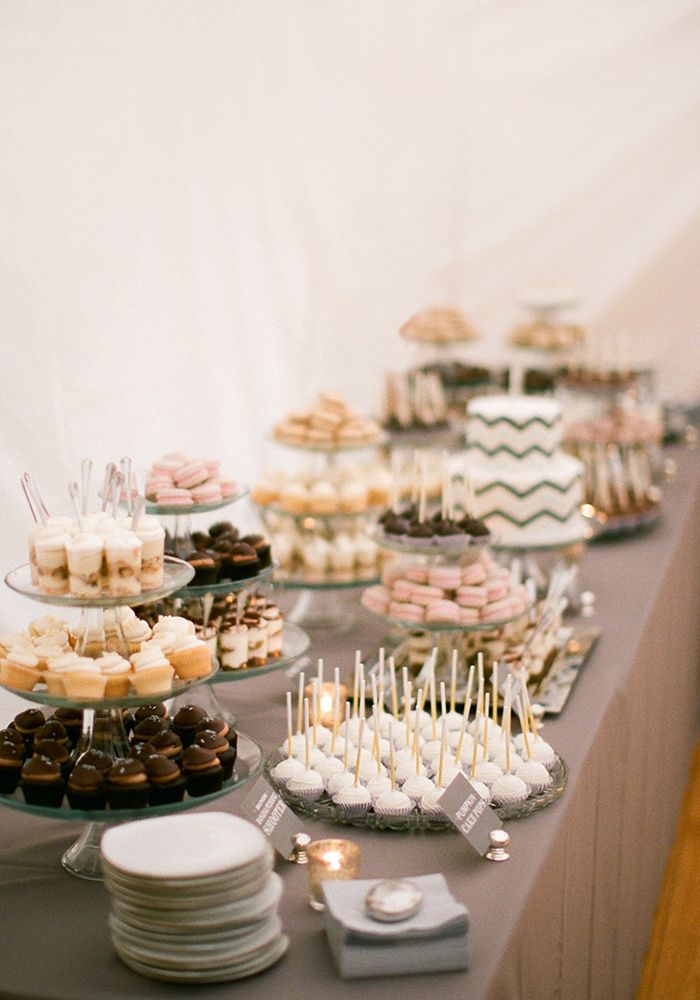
[101,812,287,983]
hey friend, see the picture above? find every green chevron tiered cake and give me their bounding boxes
[465,394,584,547]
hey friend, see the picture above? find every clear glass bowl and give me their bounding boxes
[5,557,194,608]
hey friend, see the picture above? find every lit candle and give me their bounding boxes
[306,682,348,728]
[306,838,361,911]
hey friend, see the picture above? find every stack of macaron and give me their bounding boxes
[361,551,529,627]
[273,392,382,449]
[146,453,238,507]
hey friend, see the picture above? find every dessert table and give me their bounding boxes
[1,445,699,1000]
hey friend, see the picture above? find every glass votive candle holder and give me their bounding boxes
[305,682,348,728]
[306,839,361,911]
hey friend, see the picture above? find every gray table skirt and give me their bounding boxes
[1,446,699,1000]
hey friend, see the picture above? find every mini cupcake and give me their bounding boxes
[192,730,236,780]
[181,746,223,797]
[239,534,272,568]
[147,730,184,764]
[12,709,46,748]
[0,647,41,691]
[129,642,174,696]
[20,755,65,807]
[144,755,186,806]
[51,708,83,748]
[106,759,150,809]
[224,543,259,581]
[0,742,24,793]
[77,748,113,778]
[286,768,324,801]
[515,760,553,795]
[172,704,209,747]
[96,652,132,699]
[133,703,168,723]
[194,715,232,744]
[63,659,108,700]
[131,715,171,744]
[332,784,372,816]
[33,721,69,748]
[271,756,306,788]
[168,636,213,680]
[184,549,220,586]
[33,739,71,779]
[373,788,413,820]
[490,772,529,808]
[66,763,106,810]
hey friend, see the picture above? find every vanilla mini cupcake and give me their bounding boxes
[120,616,152,656]
[96,652,132,698]
[130,641,174,695]
[332,784,372,816]
[154,615,195,638]
[63,659,108,700]
[0,646,41,691]
[373,788,413,819]
[490,772,529,808]
[44,650,82,695]
[167,636,212,679]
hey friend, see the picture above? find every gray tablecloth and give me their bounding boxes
[1,447,699,1000]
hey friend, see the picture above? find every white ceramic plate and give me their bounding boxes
[115,933,288,983]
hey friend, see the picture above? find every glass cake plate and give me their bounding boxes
[258,503,382,526]
[5,557,194,609]
[0,660,219,709]
[275,573,380,591]
[174,563,276,598]
[145,487,249,516]
[212,623,310,683]
[273,434,387,454]
[264,750,568,829]
[584,503,662,542]
[371,527,493,558]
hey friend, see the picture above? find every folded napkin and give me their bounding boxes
[322,873,469,978]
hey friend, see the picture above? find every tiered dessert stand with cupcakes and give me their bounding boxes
[140,453,311,724]
[0,469,264,880]
[360,453,532,687]
[255,392,388,630]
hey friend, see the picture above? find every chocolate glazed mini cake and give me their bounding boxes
[66,763,106,810]
[172,705,209,747]
[106,759,150,809]
[0,742,24,794]
[181,746,223,797]
[193,730,236,780]
[144,755,186,806]
[20,755,65,807]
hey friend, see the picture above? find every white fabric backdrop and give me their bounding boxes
[1,0,700,629]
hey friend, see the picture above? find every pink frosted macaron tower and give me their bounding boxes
[361,452,530,631]
[145,453,239,509]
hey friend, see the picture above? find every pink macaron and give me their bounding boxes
[425,600,461,624]
[455,585,488,608]
[392,580,414,602]
[427,566,461,591]
[203,458,221,477]
[381,564,406,588]
[389,601,424,623]
[461,562,487,585]
[362,585,391,614]
[155,488,194,507]
[405,565,429,584]
[191,482,223,504]
[173,461,209,490]
[216,478,238,497]
[458,606,480,625]
[410,584,446,607]
[486,580,509,602]
[480,598,514,622]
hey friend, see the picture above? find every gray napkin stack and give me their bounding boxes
[321,873,469,979]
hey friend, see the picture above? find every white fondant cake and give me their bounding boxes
[465,395,584,546]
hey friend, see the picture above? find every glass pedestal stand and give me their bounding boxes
[146,491,250,558]
[281,578,377,631]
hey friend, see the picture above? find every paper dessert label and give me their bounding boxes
[241,776,306,858]
[439,771,501,856]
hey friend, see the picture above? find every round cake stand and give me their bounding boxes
[0,732,263,881]
[278,577,379,631]
[169,622,311,726]
[146,488,249,557]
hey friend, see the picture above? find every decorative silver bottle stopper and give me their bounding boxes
[486,829,510,862]
[288,832,311,864]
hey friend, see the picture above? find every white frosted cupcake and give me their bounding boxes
[490,772,529,808]
[327,770,355,797]
[515,759,553,795]
[287,768,324,801]
[373,789,413,819]
[365,774,392,801]
[401,774,436,803]
[332,784,372,816]
[472,760,503,787]
[317,756,345,785]
[271,757,305,788]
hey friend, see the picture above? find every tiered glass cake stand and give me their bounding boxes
[1,557,264,881]
[144,492,311,724]
[362,528,530,682]
[256,436,386,630]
